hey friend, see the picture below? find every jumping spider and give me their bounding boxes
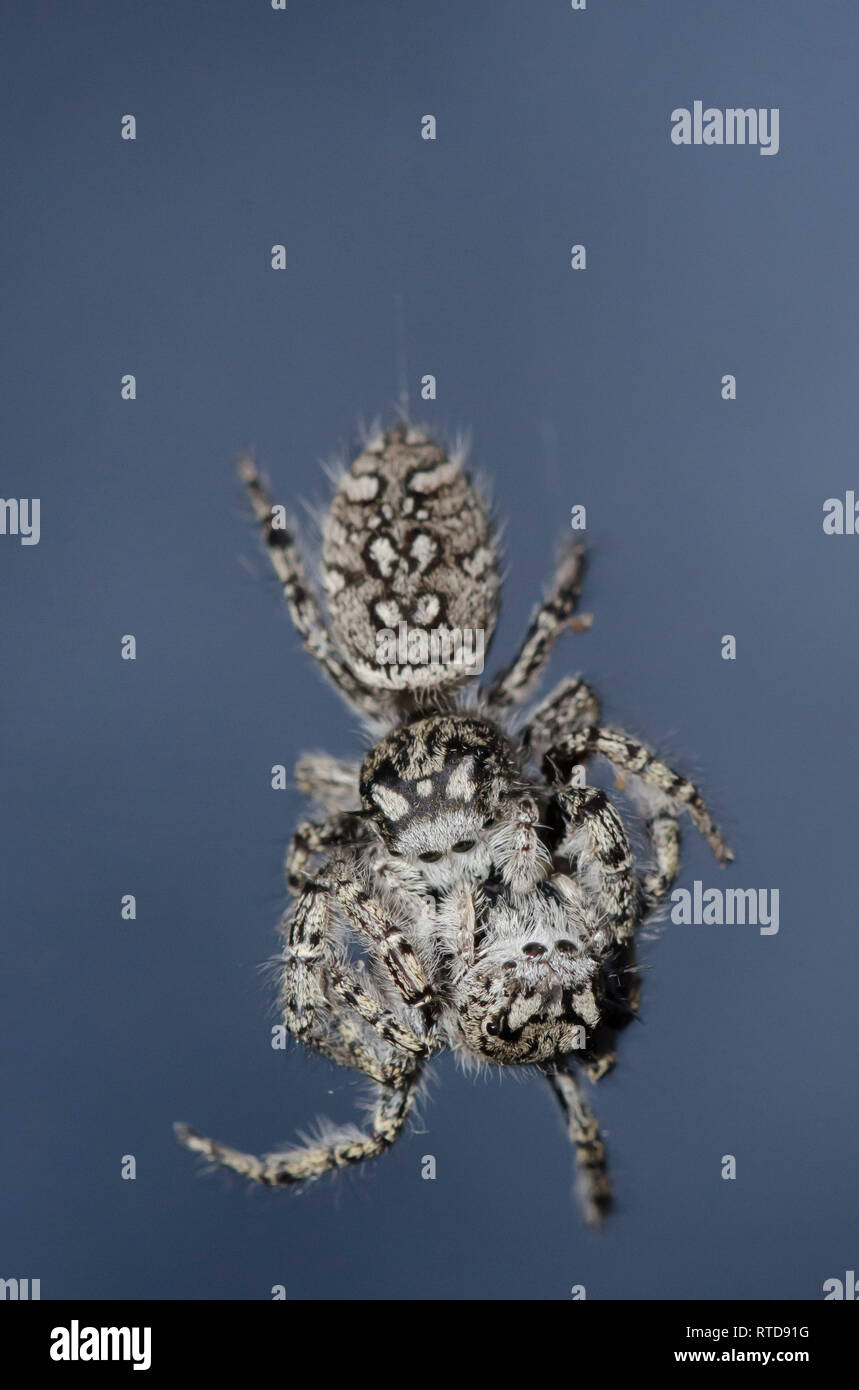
[176,421,732,1224]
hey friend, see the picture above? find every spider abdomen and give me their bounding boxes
[321,423,500,691]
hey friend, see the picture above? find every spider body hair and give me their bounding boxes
[177,421,732,1224]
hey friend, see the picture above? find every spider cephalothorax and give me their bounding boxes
[176,420,733,1225]
[357,712,537,889]
[445,880,607,1064]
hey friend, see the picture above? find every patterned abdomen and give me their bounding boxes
[322,423,500,691]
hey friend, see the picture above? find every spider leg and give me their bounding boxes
[592,761,682,916]
[485,540,587,710]
[175,1069,422,1186]
[525,681,682,907]
[285,813,368,894]
[237,454,389,720]
[297,1007,420,1087]
[489,794,553,893]
[175,866,435,1186]
[545,726,733,866]
[640,803,682,914]
[554,786,639,942]
[486,680,603,896]
[520,676,601,757]
[325,869,437,1022]
[294,754,362,813]
[542,1056,612,1227]
[283,876,431,1056]
[536,710,681,916]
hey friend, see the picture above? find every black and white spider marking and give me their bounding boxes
[176,421,732,1225]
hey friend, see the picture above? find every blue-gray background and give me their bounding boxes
[2,0,857,1301]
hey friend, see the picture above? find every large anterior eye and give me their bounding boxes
[451,839,475,853]
[418,850,444,863]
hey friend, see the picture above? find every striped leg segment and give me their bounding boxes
[238,455,388,719]
[545,726,733,866]
[487,542,588,710]
[555,786,639,941]
[175,1071,422,1186]
[521,676,601,758]
[543,1058,612,1227]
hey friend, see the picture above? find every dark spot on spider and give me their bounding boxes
[266,526,288,550]
[482,818,496,829]
[451,839,475,853]
[522,942,546,957]
[418,850,443,863]
[502,960,516,970]
[556,939,576,953]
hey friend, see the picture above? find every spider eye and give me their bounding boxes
[451,839,475,853]
[418,850,444,863]
[556,939,576,953]
[485,1021,500,1036]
